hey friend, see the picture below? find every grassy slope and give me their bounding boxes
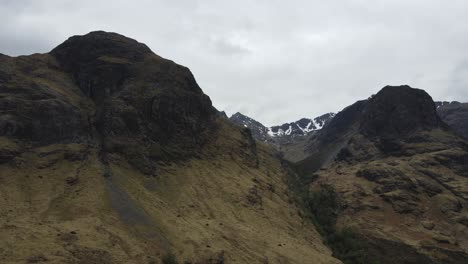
[0,120,340,264]
[309,129,468,263]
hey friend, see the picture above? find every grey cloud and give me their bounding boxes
[210,36,251,56]
[1,0,468,125]
[448,60,468,100]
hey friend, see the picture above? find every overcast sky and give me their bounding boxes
[2,0,468,126]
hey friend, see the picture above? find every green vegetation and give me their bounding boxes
[161,252,179,264]
[304,185,378,264]
[306,185,339,236]
[328,228,378,264]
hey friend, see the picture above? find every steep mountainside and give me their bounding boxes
[295,86,468,264]
[0,31,339,264]
[436,101,468,139]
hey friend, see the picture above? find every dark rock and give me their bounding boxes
[455,215,468,227]
[246,185,262,206]
[433,151,468,177]
[362,235,439,264]
[432,235,452,244]
[439,196,462,213]
[1,31,218,174]
[66,176,79,186]
[229,112,270,142]
[26,254,48,263]
[314,100,367,145]
[64,151,88,161]
[380,191,422,214]
[416,178,442,197]
[357,167,417,194]
[0,83,87,144]
[377,137,403,154]
[216,110,228,119]
[421,220,435,230]
[436,101,468,139]
[360,85,442,138]
[50,31,151,103]
[240,127,259,168]
[0,148,18,164]
[335,147,352,161]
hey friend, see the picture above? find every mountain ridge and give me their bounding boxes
[295,85,468,264]
[0,31,340,264]
[1,31,468,264]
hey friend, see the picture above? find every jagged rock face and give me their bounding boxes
[436,101,468,139]
[50,31,152,102]
[360,85,442,137]
[314,100,367,145]
[52,31,216,148]
[0,31,217,170]
[229,112,270,142]
[299,85,468,263]
[0,54,90,145]
[304,86,445,164]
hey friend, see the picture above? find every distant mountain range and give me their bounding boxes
[2,30,468,264]
[228,101,468,163]
[229,112,335,143]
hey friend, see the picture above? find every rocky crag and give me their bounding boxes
[436,101,468,139]
[295,85,468,264]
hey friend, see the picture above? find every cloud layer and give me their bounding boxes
[2,0,468,125]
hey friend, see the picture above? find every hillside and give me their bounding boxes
[295,86,468,263]
[0,31,340,264]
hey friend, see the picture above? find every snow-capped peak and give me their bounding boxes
[229,111,335,143]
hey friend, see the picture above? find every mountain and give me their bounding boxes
[229,113,335,143]
[228,100,468,164]
[294,85,468,264]
[436,101,468,139]
[0,31,339,264]
[2,31,468,264]
[229,112,270,142]
[268,113,335,138]
[229,112,335,163]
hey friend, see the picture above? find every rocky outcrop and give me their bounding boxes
[0,54,89,144]
[360,85,442,138]
[298,85,468,264]
[1,31,217,175]
[229,112,270,142]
